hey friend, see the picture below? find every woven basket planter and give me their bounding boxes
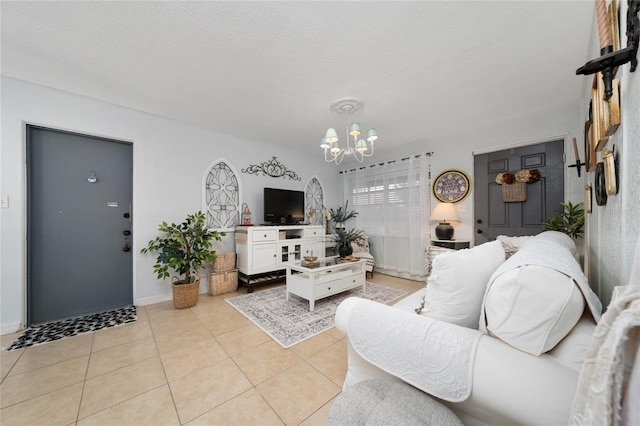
[209,269,238,296]
[213,252,236,272]
[171,276,200,309]
[502,182,527,203]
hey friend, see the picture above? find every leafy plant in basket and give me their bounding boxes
[543,202,585,239]
[334,228,366,258]
[141,211,225,308]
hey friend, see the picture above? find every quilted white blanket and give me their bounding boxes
[346,298,482,402]
[570,285,640,425]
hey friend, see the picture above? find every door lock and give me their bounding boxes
[123,230,131,236]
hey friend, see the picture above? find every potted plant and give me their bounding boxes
[329,200,358,229]
[141,211,225,309]
[543,202,585,239]
[334,228,366,258]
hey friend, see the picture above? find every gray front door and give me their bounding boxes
[474,140,564,245]
[27,126,133,324]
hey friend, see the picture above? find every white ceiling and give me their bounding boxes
[1,1,596,155]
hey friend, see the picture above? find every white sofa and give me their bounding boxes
[335,232,605,425]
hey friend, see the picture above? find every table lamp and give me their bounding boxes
[430,202,460,240]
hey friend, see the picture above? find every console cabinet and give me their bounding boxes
[235,225,325,292]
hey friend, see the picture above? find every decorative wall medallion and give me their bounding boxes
[242,156,301,181]
[203,160,241,230]
[305,177,324,226]
[432,169,471,203]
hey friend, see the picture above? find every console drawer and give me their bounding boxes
[315,274,364,298]
[250,229,278,242]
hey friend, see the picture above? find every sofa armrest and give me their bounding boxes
[336,297,581,425]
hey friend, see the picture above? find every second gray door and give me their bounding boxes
[27,126,133,324]
[474,140,564,245]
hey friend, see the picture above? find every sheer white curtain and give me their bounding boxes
[342,154,432,280]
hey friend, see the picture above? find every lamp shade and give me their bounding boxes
[320,137,330,149]
[325,128,339,143]
[349,122,361,136]
[356,139,368,152]
[366,128,378,142]
[431,202,459,240]
[430,202,460,222]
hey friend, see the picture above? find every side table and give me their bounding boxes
[431,239,470,250]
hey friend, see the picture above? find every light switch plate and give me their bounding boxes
[0,196,9,209]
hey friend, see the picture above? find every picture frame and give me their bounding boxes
[584,119,596,172]
[432,169,471,203]
[609,0,620,53]
[592,74,608,151]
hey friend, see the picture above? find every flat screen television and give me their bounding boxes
[263,188,305,224]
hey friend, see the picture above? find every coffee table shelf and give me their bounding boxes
[286,258,366,311]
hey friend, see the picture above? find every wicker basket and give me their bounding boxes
[502,182,527,202]
[213,252,236,272]
[171,276,200,309]
[208,269,238,296]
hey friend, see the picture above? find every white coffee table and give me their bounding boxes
[286,258,366,311]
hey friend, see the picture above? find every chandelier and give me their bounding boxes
[320,98,378,164]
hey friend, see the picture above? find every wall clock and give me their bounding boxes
[433,169,471,203]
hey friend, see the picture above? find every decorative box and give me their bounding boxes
[213,252,236,272]
[208,269,238,296]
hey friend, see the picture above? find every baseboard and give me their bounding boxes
[134,288,210,306]
[1,322,25,336]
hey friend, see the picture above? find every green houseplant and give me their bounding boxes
[329,200,358,229]
[141,211,225,308]
[334,228,366,258]
[543,202,585,239]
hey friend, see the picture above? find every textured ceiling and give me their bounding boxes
[1,1,596,155]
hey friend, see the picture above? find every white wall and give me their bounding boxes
[340,1,640,308]
[581,0,640,307]
[0,77,341,333]
[341,99,585,245]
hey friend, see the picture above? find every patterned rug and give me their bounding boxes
[6,306,137,351]
[226,283,406,348]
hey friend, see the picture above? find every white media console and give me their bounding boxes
[235,225,325,292]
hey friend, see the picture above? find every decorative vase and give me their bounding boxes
[171,276,200,309]
[338,244,353,258]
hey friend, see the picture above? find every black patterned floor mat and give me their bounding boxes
[6,306,137,351]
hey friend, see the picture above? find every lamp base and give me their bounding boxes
[435,222,454,240]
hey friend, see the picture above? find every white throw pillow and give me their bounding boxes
[422,241,505,329]
[484,264,585,356]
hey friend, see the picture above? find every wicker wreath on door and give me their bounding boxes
[495,169,541,202]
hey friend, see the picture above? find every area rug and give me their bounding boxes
[6,306,137,351]
[226,283,406,348]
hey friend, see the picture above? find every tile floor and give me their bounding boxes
[0,274,422,426]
